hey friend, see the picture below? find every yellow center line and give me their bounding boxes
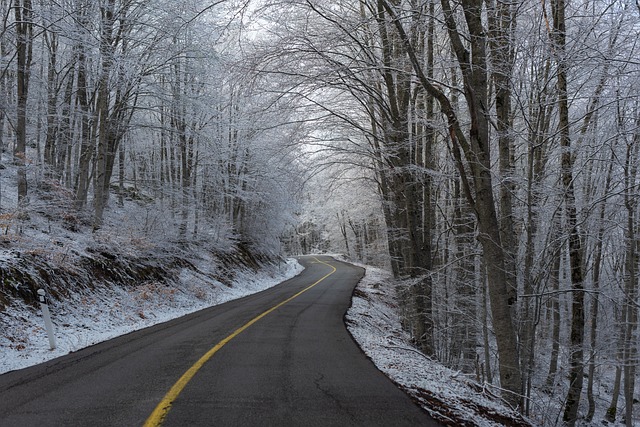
[143,257,337,427]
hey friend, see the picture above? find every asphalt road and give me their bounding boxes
[0,256,440,426]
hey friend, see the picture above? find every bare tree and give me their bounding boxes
[14,0,33,205]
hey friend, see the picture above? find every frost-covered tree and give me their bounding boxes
[249,0,640,421]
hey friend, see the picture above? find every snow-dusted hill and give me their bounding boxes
[1,250,302,374]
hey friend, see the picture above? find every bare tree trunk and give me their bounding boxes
[348,217,364,260]
[179,133,193,239]
[606,230,630,422]
[416,0,436,358]
[486,0,517,311]
[586,153,614,421]
[522,69,554,411]
[552,0,586,422]
[622,129,639,427]
[453,178,476,372]
[338,211,350,256]
[117,140,125,207]
[43,30,58,176]
[0,0,9,163]
[545,251,562,390]
[606,355,623,421]
[93,0,118,229]
[0,0,9,210]
[57,61,75,185]
[74,3,94,209]
[93,0,137,228]
[14,0,33,205]
[482,260,493,384]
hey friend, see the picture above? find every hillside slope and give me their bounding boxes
[1,240,302,374]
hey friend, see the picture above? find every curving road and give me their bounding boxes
[0,256,440,426]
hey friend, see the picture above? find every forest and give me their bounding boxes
[0,0,639,425]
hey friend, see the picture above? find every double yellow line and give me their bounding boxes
[143,257,336,427]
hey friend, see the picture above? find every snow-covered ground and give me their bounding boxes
[345,264,531,427]
[344,263,640,427]
[0,258,303,374]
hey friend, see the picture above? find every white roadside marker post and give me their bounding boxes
[37,289,57,350]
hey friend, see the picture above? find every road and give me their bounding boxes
[0,256,440,426]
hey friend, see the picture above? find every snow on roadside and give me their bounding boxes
[345,264,531,427]
[0,258,303,375]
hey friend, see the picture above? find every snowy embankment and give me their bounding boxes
[346,265,531,427]
[0,256,302,374]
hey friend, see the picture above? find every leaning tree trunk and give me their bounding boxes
[379,0,523,407]
[444,0,523,407]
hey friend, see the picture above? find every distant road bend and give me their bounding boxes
[0,256,440,426]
